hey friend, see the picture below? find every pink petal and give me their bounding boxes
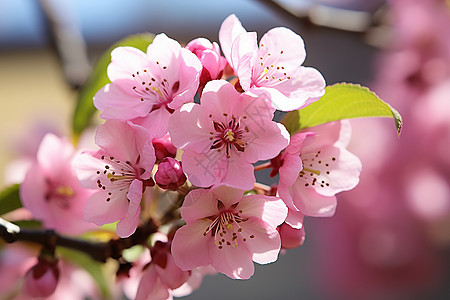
[136,266,171,300]
[180,189,218,224]
[73,151,106,189]
[218,14,247,64]
[285,209,304,229]
[181,150,227,188]
[36,134,74,175]
[210,185,245,208]
[230,32,258,90]
[258,27,306,67]
[132,108,172,139]
[171,219,212,271]
[95,120,151,168]
[167,48,202,109]
[94,83,152,120]
[155,254,189,290]
[237,195,288,228]
[243,122,290,163]
[200,80,241,120]
[20,165,48,220]
[116,179,143,237]
[208,236,254,279]
[238,218,282,264]
[220,156,256,191]
[168,103,213,152]
[107,46,148,81]
[289,183,337,217]
[84,190,128,225]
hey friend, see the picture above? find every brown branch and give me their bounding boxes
[0,217,158,263]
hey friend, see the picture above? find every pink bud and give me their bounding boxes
[185,38,227,91]
[278,223,306,249]
[155,157,186,191]
[152,134,177,162]
[24,258,59,298]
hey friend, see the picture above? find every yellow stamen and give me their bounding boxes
[55,186,74,197]
[302,167,321,176]
[152,87,164,98]
[225,130,235,142]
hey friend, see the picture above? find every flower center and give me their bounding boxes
[95,155,145,202]
[44,181,74,209]
[209,115,249,158]
[129,64,179,109]
[299,150,336,188]
[252,47,291,87]
[203,200,253,249]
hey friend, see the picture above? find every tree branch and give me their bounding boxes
[0,217,158,262]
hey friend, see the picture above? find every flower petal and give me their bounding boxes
[238,218,282,265]
[289,183,337,217]
[238,195,287,228]
[108,46,148,81]
[182,150,227,188]
[259,27,306,67]
[116,179,143,237]
[168,103,213,152]
[218,14,247,64]
[84,190,128,225]
[208,236,254,279]
[180,189,218,224]
[171,219,212,271]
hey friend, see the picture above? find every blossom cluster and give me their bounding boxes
[8,14,363,299]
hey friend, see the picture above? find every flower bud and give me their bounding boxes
[152,134,177,162]
[278,223,306,250]
[155,158,186,191]
[23,257,59,298]
[186,38,227,91]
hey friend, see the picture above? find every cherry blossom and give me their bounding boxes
[171,186,288,279]
[74,120,156,238]
[219,14,326,111]
[20,134,94,235]
[168,80,289,190]
[275,121,361,225]
[94,33,203,137]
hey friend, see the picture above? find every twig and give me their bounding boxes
[0,217,158,263]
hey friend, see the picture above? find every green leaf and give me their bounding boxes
[0,184,22,215]
[72,33,155,137]
[57,248,111,298]
[281,83,403,136]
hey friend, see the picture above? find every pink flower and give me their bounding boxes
[171,186,288,279]
[94,33,203,137]
[186,37,228,93]
[276,121,361,225]
[74,120,156,238]
[219,14,326,111]
[169,80,289,190]
[20,134,94,235]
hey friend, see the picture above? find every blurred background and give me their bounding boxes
[0,0,449,299]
